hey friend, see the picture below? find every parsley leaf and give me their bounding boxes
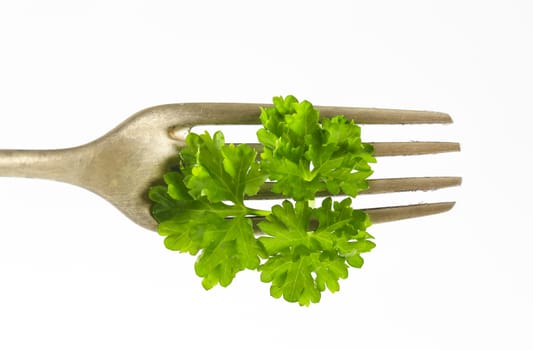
[183,131,265,204]
[257,198,374,306]
[194,215,261,289]
[149,132,267,289]
[257,96,375,200]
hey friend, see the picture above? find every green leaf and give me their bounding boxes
[260,254,321,306]
[259,251,351,306]
[222,143,265,197]
[184,131,267,204]
[257,197,375,305]
[258,201,314,254]
[285,100,320,140]
[195,216,262,289]
[308,116,376,197]
[257,96,375,201]
[159,215,222,255]
[151,192,244,224]
[164,172,192,200]
[150,132,267,289]
[152,181,263,288]
[148,185,180,222]
[314,252,349,293]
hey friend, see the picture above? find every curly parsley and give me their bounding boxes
[149,95,376,306]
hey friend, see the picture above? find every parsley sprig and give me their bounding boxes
[149,95,376,306]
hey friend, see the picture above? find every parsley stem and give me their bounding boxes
[246,208,271,217]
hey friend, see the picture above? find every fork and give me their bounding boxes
[0,103,461,231]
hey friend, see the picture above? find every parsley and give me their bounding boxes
[149,96,376,306]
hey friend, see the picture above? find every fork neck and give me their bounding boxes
[0,148,84,185]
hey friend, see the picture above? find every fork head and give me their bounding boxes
[75,103,272,230]
[74,103,459,231]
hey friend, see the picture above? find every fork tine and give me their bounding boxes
[248,176,461,200]
[316,106,453,124]
[372,141,461,156]
[185,103,453,125]
[364,202,456,223]
[244,141,460,157]
[250,202,456,233]
[362,176,462,194]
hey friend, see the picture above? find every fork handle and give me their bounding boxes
[0,148,83,184]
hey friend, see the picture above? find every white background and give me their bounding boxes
[0,1,532,349]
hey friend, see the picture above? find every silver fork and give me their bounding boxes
[0,103,461,231]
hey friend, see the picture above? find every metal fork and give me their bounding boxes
[0,103,461,231]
